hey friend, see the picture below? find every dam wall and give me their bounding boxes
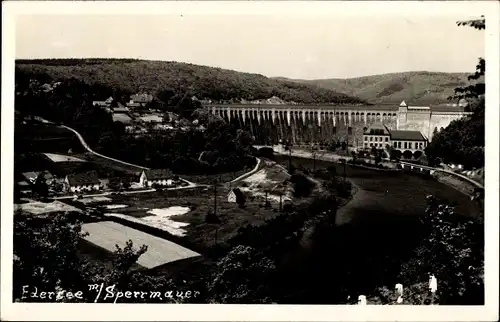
[205,103,471,147]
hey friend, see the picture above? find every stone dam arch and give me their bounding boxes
[204,102,472,148]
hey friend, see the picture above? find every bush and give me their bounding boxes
[324,177,352,198]
[290,172,315,198]
[258,147,275,159]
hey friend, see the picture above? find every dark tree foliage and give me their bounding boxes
[15,59,367,105]
[394,196,484,305]
[290,172,315,198]
[426,116,484,169]
[13,212,147,302]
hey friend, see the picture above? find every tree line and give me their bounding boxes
[15,59,367,104]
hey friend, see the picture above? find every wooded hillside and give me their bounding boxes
[15,59,366,105]
[275,71,472,105]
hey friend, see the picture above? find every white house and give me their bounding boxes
[64,171,101,193]
[139,169,174,188]
[227,188,245,203]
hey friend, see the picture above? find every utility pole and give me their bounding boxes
[343,159,347,181]
[346,124,349,156]
[279,193,283,212]
[288,141,292,172]
[213,181,217,218]
[311,144,316,172]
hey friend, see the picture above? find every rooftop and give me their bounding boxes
[408,106,431,110]
[144,169,173,180]
[82,221,201,269]
[112,106,130,113]
[389,130,426,141]
[365,122,390,135]
[22,170,53,181]
[112,113,133,123]
[229,188,246,200]
[66,171,100,186]
[131,93,154,103]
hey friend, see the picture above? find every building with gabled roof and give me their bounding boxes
[139,169,174,188]
[64,171,102,193]
[22,170,54,184]
[227,188,246,204]
[389,130,428,153]
[131,93,154,104]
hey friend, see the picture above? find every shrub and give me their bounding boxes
[290,172,315,198]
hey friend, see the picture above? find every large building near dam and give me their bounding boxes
[204,100,472,148]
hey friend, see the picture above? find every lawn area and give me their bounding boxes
[15,123,85,154]
[181,167,252,185]
[74,153,144,176]
[68,186,284,252]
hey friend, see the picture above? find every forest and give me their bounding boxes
[15,59,367,105]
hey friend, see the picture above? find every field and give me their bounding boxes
[15,152,132,180]
[15,123,85,154]
[67,185,282,252]
[43,153,86,162]
[15,200,82,215]
[74,153,144,177]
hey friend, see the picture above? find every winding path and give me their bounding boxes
[50,121,198,188]
[60,124,149,171]
[42,119,260,189]
[399,161,483,189]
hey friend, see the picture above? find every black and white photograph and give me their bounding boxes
[1,1,499,321]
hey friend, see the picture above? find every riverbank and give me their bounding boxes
[267,145,482,202]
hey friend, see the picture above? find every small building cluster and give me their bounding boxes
[15,152,181,198]
[92,93,154,110]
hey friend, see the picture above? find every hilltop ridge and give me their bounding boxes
[274,71,470,105]
[15,58,366,105]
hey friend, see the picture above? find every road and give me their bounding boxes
[256,145,484,189]
[34,118,264,200]
[38,119,201,188]
[53,183,208,200]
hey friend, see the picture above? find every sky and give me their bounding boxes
[15,14,484,80]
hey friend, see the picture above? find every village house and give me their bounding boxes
[112,113,133,124]
[125,100,142,108]
[227,188,246,204]
[129,93,154,107]
[139,169,174,188]
[22,170,54,185]
[111,102,130,113]
[64,171,102,193]
[93,96,114,108]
